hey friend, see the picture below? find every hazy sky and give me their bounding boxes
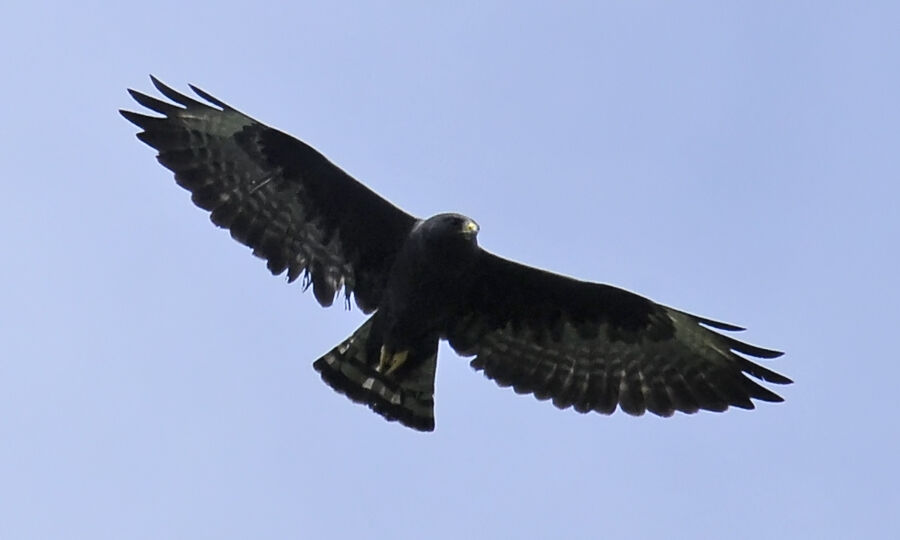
[2,2,898,539]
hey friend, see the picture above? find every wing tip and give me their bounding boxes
[748,382,786,403]
[698,317,746,332]
[148,74,171,96]
[764,372,793,385]
[148,75,206,108]
[189,83,232,110]
[118,108,141,126]
[672,308,744,332]
[735,343,785,360]
[118,109,161,138]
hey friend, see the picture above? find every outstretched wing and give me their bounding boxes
[446,251,791,417]
[121,77,417,311]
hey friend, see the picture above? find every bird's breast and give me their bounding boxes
[378,242,478,348]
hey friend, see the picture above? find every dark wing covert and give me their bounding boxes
[121,77,417,311]
[446,251,792,417]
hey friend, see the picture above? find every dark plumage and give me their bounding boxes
[122,77,792,432]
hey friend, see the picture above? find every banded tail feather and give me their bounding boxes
[313,317,438,431]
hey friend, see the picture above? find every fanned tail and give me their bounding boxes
[313,317,437,431]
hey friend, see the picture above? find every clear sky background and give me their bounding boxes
[1,2,897,539]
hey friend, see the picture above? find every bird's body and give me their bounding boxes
[122,78,791,431]
[378,214,481,356]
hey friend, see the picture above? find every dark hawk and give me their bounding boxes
[121,77,791,432]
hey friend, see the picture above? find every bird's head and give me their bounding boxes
[419,213,480,245]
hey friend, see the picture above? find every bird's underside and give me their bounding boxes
[122,77,792,432]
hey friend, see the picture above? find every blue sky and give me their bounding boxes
[1,2,898,538]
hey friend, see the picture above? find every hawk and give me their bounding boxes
[121,77,791,431]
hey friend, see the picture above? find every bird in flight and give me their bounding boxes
[121,77,791,431]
